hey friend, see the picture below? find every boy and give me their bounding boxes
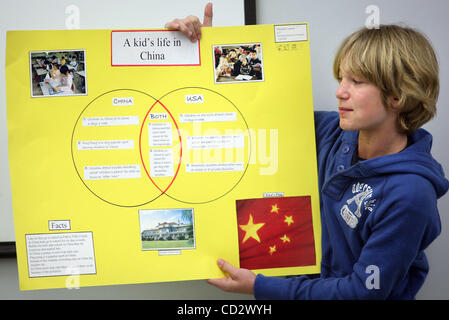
[165,4,449,299]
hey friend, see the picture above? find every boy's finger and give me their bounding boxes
[184,16,202,41]
[176,21,195,41]
[206,277,234,292]
[192,20,202,40]
[206,278,222,288]
[202,2,213,27]
[164,19,180,30]
[217,259,238,278]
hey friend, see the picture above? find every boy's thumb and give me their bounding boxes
[217,259,237,277]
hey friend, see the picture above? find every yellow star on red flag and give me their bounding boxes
[269,245,277,255]
[270,204,279,213]
[280,234,291,243]
[239,214,265,243]
[284,215,294,226]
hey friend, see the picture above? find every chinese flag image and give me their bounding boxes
[236,196,316,270]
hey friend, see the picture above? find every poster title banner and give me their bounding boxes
[111,30,201,66]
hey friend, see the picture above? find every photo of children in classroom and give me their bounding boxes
[30,50,86,97]
[213,43,264,84]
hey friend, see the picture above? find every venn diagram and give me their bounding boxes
[71,88,251,207]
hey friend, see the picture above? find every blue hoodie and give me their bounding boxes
[254,111,449,299]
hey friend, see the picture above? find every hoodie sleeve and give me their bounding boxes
[314,111,341,148]
[254,175,441,300]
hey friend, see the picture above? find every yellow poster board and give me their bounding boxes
[6,24,321,290]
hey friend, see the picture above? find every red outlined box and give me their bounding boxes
[111,30,201,67]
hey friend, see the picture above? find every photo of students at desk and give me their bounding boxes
[214,43,264,83]
[30,50,86,97]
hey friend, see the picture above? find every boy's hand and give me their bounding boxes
[206,259,256,295]
[164,2,213,42]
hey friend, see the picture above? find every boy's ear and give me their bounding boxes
[387,95,400,110]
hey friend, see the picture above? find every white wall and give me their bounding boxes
[257,0,449,299]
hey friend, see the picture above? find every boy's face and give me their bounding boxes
[336,68,397,134]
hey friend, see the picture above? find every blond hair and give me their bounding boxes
[334,25,439,134]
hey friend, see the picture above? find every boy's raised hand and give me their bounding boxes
[164,2,213,42]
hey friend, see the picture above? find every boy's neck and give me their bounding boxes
[357,129,408,160]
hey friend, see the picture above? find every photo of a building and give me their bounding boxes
[141,221,191,241]
[139,208,195,251]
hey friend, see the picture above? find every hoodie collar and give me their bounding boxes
[323,128,449,200]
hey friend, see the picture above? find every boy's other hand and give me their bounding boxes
[164,2,213,42]
[206,259,256,295]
